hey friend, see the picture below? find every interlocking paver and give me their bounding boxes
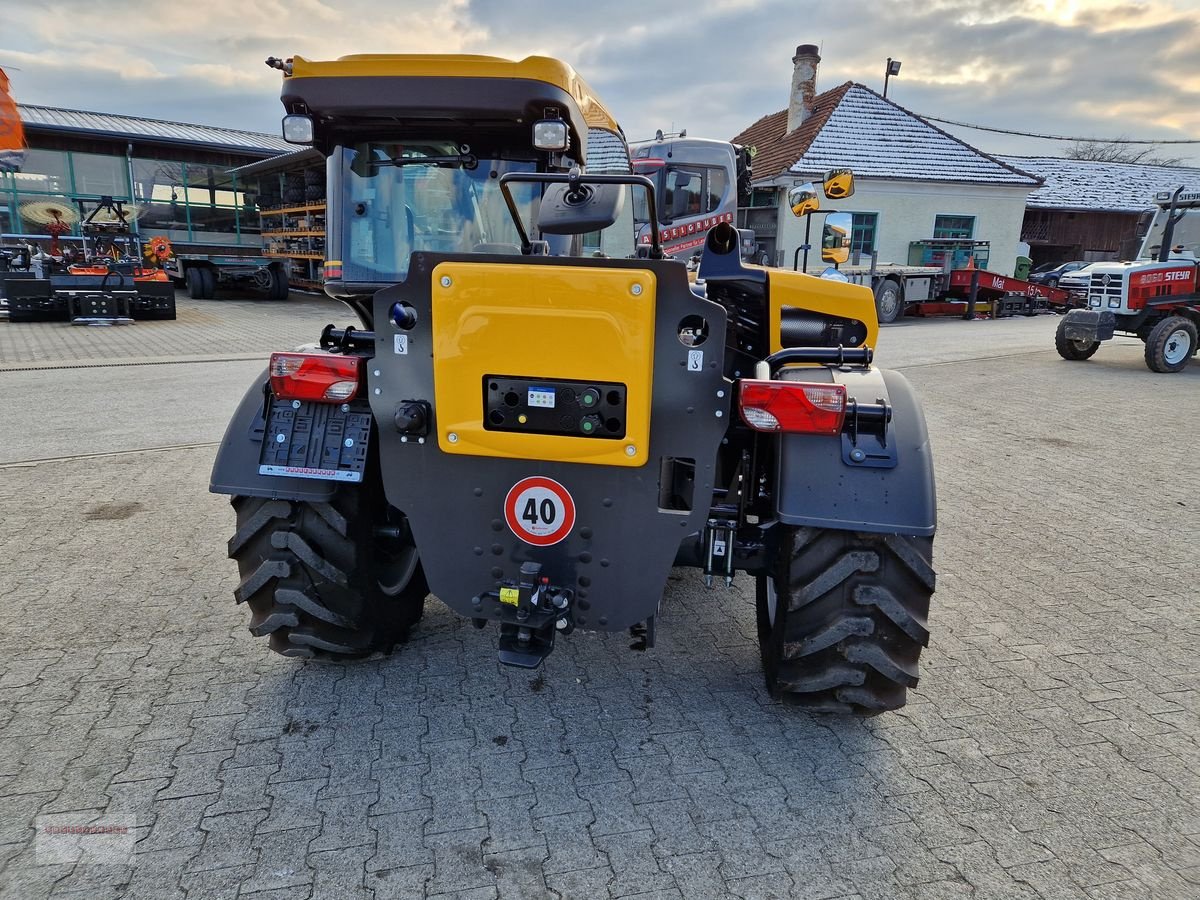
[1,314,1198,899]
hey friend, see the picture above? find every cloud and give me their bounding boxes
[0,0,1196,164]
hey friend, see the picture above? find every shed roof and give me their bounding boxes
[732,84,1039,187]
[17,104,293,156]
[996,155,1200,212]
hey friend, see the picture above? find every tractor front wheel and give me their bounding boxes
[1055,318,1100,361]
[1144,315,1197,373]
[228,479,427,659]
[756,527,935,714]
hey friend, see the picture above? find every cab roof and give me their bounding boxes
[287,54,620,135]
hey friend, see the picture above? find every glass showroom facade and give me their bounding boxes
[1,145,268,248]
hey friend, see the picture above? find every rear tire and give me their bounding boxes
[192,267,216,300]
[1144,315,1196,373]
[185,268,204,299]
[268,267,289,300]
[756,527,934,714]
[874,280,903,324]
[1055,318,1100,360]
[228,481,428,659]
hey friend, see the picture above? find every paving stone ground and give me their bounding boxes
[0,314,1197,899]
[0,290,355,368]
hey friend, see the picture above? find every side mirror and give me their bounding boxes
[788,183,820,218]
[820,212,852,265]
[537,183,625,235]
[823,168,854,200]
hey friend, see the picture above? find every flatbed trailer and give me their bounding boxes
[830,263,1071,321]
[162,253,289,301]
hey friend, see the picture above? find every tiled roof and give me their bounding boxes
[732,83,850,182]
[997,155,1200,212]
[732,84,1039,187]
[17,105,293,156]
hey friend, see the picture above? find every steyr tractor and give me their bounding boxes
[210,54,937,714]
[1056,186,1200,373]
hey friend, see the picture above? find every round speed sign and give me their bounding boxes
[503,476,576,546]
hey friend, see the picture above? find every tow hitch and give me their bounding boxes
[477,561,574,668]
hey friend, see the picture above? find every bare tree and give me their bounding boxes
[1066,139,1184,167]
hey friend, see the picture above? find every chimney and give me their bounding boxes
[787,44,821,133]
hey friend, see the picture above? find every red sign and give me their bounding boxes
[504,476,576,547]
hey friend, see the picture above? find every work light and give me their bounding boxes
[533,119,569,151]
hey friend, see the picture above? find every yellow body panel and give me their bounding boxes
[767,270,879,353]
[431,262,655,467]
[288,54,620,133]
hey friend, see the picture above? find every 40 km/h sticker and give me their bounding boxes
[504,476,576,547]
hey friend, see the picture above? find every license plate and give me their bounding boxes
[259,398,372,482]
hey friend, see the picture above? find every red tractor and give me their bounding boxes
[1056,187,1200,373]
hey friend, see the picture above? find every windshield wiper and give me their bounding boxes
[368,153,478,170]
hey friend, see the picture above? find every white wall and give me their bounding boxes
[771,178,1033,276]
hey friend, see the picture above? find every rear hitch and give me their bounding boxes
[478,561,574,668]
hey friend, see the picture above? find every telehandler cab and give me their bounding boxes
[210,54,937,713]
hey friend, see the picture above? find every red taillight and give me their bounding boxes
[737,379,847,434]
[269,352,362,403]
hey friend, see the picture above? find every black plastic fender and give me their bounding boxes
[774,367,936,536]
[208,370,337,502]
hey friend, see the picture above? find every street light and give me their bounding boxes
[884,58,902,99]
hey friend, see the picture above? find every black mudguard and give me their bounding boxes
[208,370,338,502]
[775,367,935,536]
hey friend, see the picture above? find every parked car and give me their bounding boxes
[1028,260,1088,287]
[1056,263,1099,300]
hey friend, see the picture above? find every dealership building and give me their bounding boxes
[2,105,292,253]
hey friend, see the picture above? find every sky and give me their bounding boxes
[1,0,1198,166]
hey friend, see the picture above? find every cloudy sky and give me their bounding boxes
[1,0,1197,164]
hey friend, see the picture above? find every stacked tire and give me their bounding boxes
[304,166,326,203]
[283,173,305,207]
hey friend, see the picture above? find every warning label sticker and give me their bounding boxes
[503,476,577,547]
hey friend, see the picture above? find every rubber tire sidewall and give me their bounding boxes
[875,280,903,324]
[1144,315,1197,373]
[1055,317,1100,361]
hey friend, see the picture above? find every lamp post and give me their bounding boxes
[884,58,902,99]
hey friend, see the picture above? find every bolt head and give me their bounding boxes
[344,438,354,448]
[850,448,866,462]
[440,275,452,287]
[715,410,723,417]
[716,390,725,399]
[624,444,636,457]
[276,433,286,443]
[631,283,643,296]
[448,432,459,443]
[291,399,301,409]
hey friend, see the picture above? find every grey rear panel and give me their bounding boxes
[368,253,730,631]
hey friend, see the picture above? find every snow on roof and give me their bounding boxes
[794,87,1038,185]
[996,155,1200,212]
[733,84,1038,188]
[18,104,293,156]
